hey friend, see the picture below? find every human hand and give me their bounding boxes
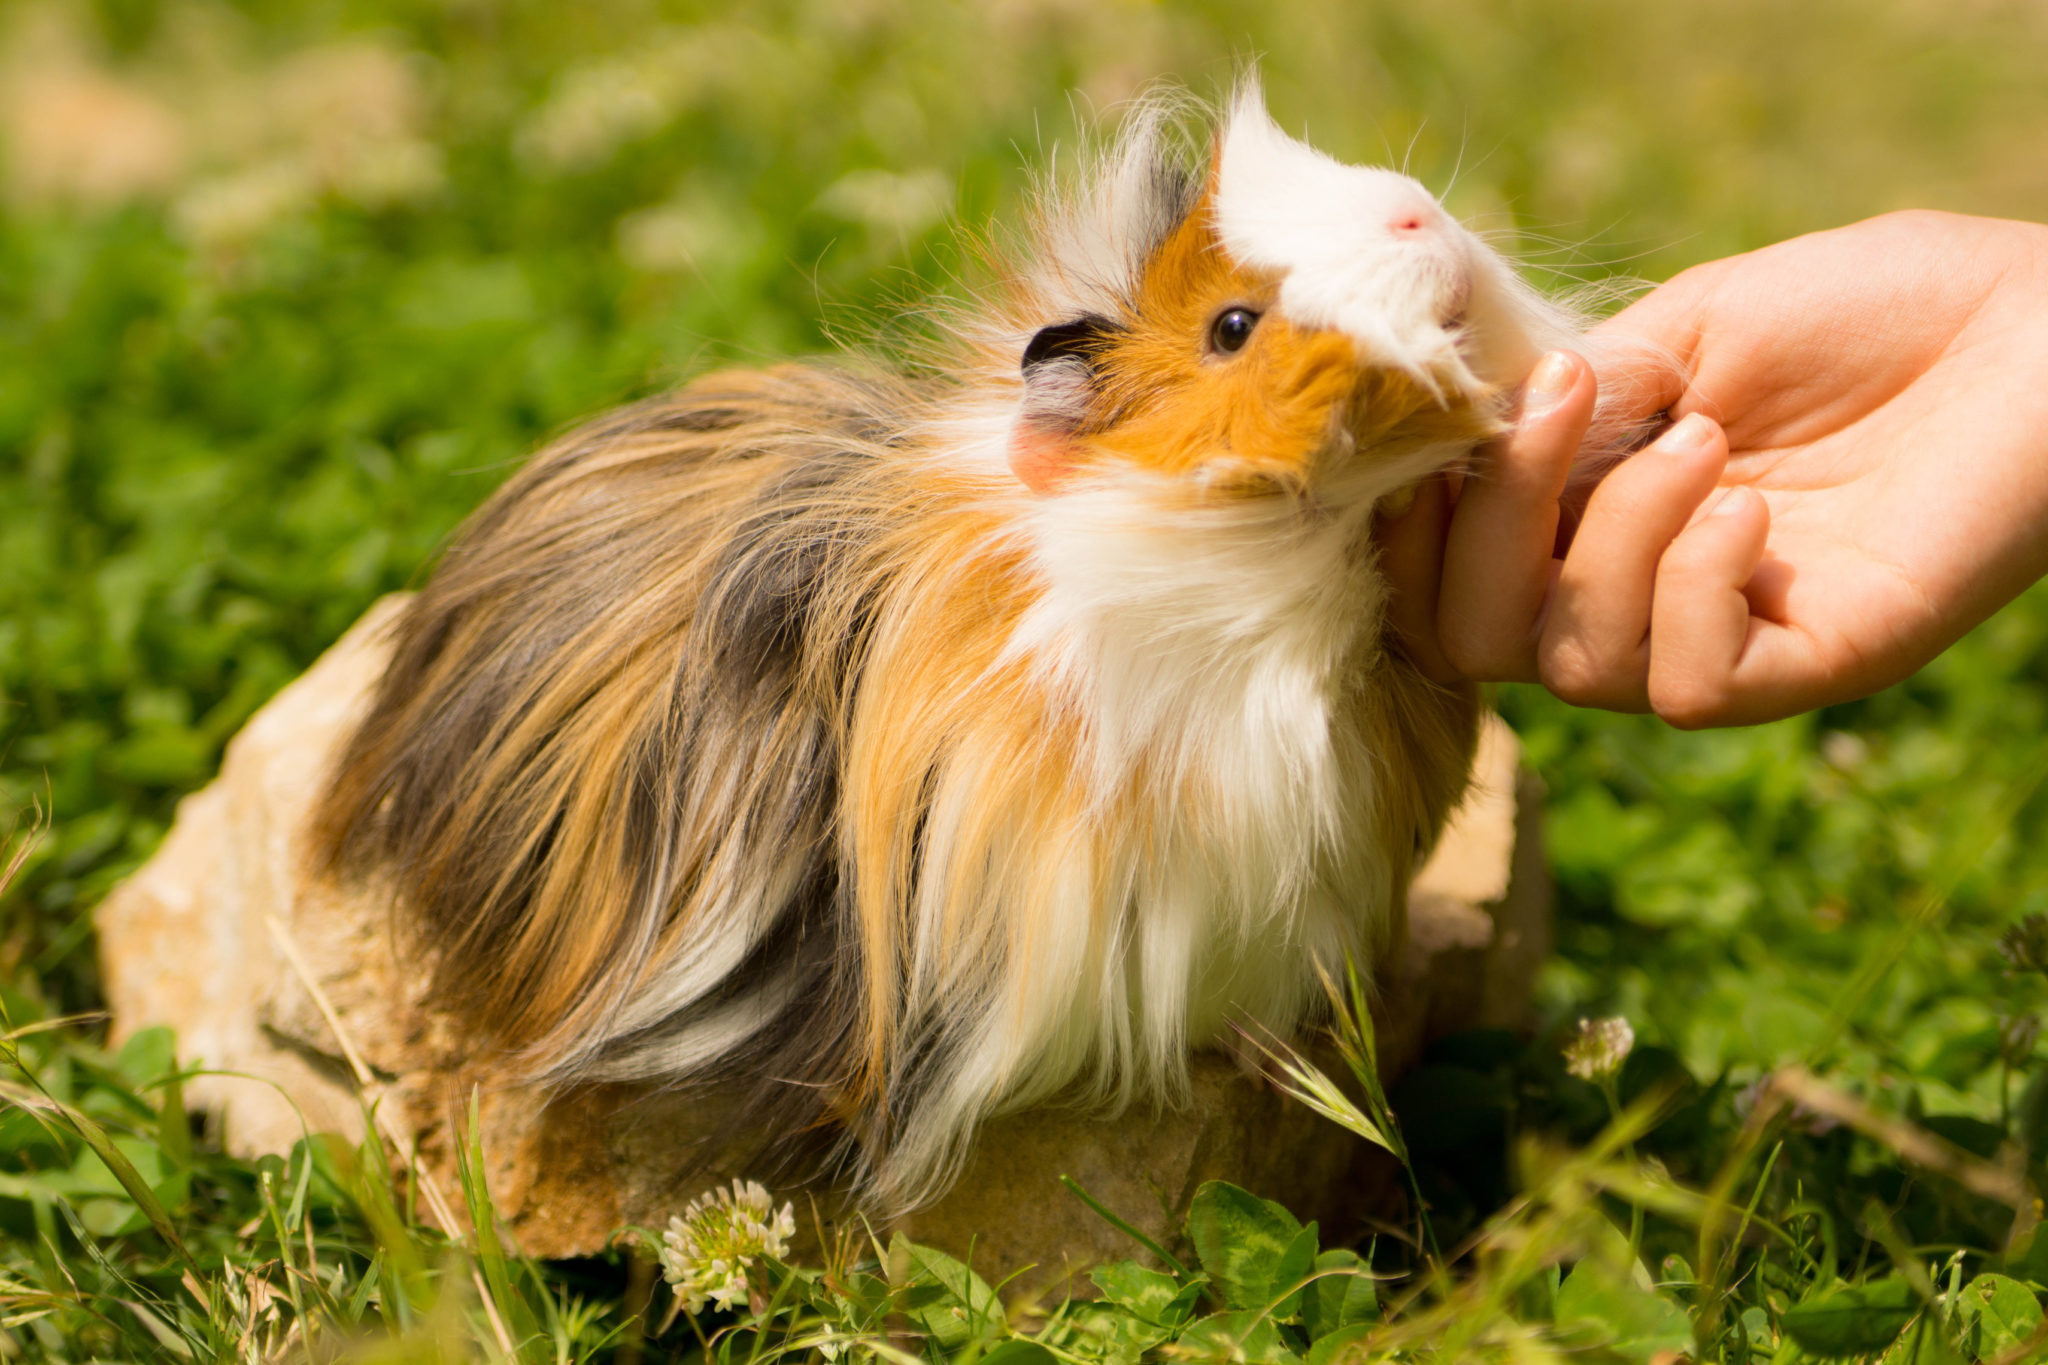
[1380,210,2048,726]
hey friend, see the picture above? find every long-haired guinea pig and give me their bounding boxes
[311,82,1584,1209]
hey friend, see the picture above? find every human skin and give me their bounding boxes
[1378,210,2048,727]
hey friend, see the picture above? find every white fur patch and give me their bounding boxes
[1021,102,1197,330]
[1002,466,1393,1068]
[1214,84,1576,396]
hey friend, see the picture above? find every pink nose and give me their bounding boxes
[1387,199,1442,237]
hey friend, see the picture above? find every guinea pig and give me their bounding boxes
[310,81,1583,1210]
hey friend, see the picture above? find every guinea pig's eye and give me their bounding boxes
[1209,308,1260,355]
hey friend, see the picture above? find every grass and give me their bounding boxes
[9,0,2048,1360]
[10,828,2048,1361]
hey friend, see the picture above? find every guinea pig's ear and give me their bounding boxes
[1010,314,1116,494]
[1022,317,1112,371]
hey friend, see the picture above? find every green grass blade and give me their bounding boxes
[1056,1176,1192,1279]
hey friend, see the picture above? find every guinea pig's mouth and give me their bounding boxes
[1438,267,1474,329]
[1404,265,1481,397]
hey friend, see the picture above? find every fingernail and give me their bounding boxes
[1523,352,1577,413]
[1657,412,1714,453]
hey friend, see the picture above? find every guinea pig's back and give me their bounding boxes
[309,362,928,1074]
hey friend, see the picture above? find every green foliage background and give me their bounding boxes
[8,0,2048,1358]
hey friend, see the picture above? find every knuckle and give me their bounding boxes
[1649,672,1728,730]
[1871,207,1953,238]
[1654,259,1729,309]
[1657,534,1721,582]
[1538,640,1619,708]
[1437,617,1503,679]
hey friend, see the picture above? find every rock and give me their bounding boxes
[97,595,1550,1288]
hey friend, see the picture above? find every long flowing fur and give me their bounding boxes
[313,88,1520,1207]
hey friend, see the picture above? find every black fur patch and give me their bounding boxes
[1022,315,1119,373]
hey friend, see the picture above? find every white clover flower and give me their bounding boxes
[658,1179,797,1314]
[1564,1016,1636,1083]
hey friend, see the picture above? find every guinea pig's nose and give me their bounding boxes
[1385,196,1445,238]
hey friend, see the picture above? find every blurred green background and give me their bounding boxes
[8,0,2048,1219]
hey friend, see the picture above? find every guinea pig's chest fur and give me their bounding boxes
[313,81,1577,1210]
[815,443,1421,1198]
[1008,474,1386,1038]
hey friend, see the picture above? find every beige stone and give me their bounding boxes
[97,595,1549,1286]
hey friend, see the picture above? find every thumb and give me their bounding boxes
[1374,475,1462,683]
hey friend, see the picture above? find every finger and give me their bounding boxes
[1644,486,1772,728]
[1438,350,1593,682]
[1584,264,1717,427]
[1538,412,1730,711]
[1374,473,1462,683]
[1562,277,1721,558]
